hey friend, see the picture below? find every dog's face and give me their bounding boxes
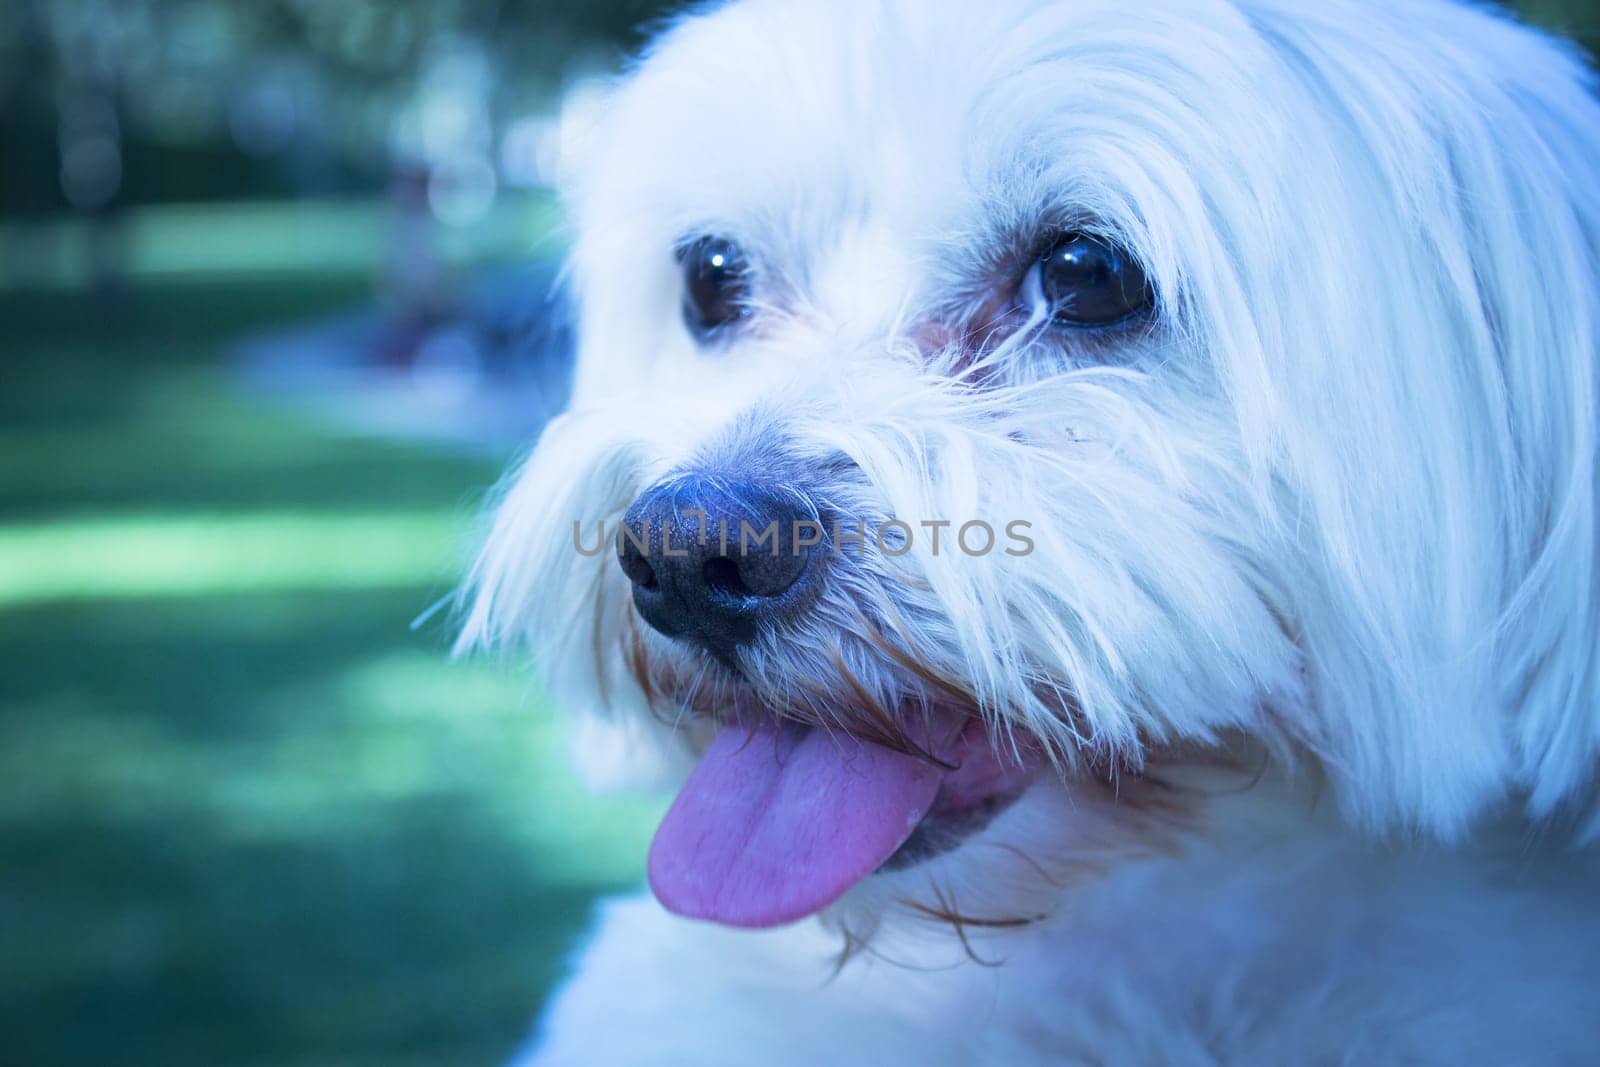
[464,0,1600,936]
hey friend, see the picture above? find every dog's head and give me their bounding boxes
[461,0,1600,937]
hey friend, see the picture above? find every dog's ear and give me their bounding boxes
[1236,5,1600,838]
[1470,34,1600,840]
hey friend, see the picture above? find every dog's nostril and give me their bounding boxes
[617,541,659,591]
[702,556,750,598]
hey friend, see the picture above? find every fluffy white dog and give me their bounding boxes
[459,0,1600,1061]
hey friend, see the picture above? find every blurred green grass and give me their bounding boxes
[0,273,661,1066]
[0,197,565,291]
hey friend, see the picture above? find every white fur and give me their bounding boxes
[460,0,1600,1061]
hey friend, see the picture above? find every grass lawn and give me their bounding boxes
[0,271,661,1066]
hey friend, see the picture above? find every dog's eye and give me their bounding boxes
[678,236,752,339]
[1032,232,1150,327]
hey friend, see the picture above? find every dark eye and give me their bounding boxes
[1035,232,1150,326]
[678,236,752,339]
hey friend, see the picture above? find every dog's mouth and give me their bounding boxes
[646,710,1041,928]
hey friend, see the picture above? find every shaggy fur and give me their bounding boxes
[459,0,1600,1061]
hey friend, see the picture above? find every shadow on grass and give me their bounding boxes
[5,797,613,1067]
[0,577,657,1067]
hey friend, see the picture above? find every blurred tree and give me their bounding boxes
[1519,0,1600,49]
[0,0,1593,214]
[0,0,678,211]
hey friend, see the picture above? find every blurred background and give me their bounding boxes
[0,1,1594,1064]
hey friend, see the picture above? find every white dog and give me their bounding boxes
[459,0,1600,1061]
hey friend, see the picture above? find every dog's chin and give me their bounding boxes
[879,721,1044,872]
[817,770,1166,956]
[879,784,1032,872]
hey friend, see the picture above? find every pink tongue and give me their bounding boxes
[647,721,945,928]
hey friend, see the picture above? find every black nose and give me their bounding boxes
[617,476,822,658]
